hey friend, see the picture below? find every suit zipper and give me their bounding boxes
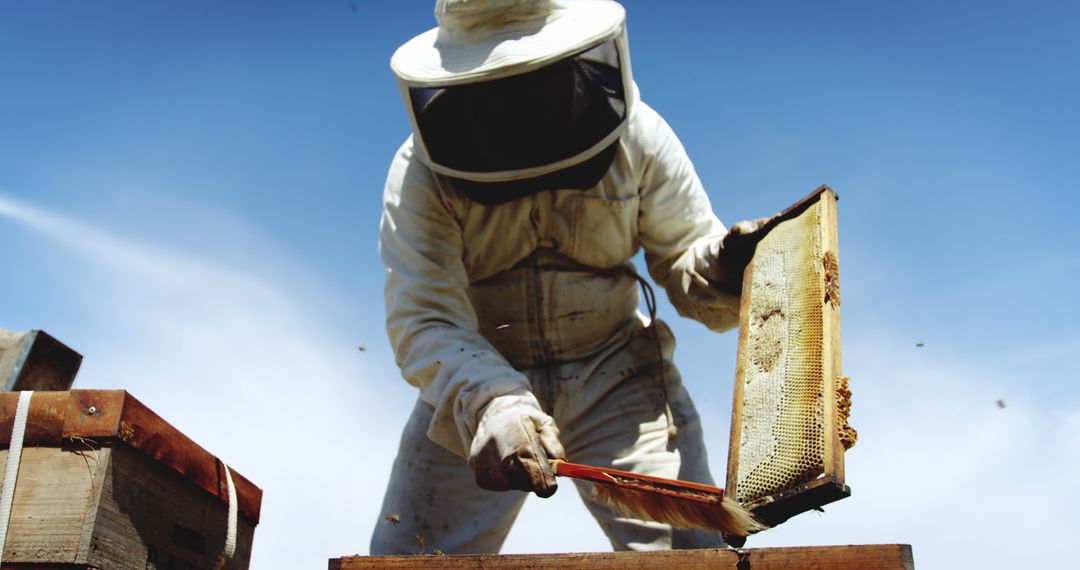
[529,198,555,413]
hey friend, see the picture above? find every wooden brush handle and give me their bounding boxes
[552,461,726,505]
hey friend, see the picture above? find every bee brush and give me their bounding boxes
[551,460,767,538]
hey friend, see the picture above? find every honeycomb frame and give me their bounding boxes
[725,186,851,532]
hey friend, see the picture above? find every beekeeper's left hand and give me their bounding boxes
[709,215,778,294]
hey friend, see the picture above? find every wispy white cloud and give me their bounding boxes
[1,192,414,566]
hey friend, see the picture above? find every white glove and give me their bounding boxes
[468,388,565,498]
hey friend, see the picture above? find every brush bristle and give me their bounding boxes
[590,483,767,537]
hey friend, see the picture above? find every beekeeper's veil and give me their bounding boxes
[391,0,636,196]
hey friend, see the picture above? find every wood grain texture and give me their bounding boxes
[724,229,757,495]
[86,444,255,570]
[0,561,101,565]
[0,390,261,524]
[0,407,256,568]
[0,444,255,568]
[820,189,846,486]
[330,544,914,569]
[0,446,107,563]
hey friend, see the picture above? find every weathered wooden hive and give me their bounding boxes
[0,390,261,569]
[331,544,914,568]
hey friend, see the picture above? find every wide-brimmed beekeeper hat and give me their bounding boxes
[390,0,638,183]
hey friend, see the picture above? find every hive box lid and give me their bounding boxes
[0,329,82,391]
[0,390,261,524]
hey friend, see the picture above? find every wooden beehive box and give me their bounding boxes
[330,544,915,569]
[0,390,261,569]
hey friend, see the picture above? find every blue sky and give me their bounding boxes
[2,1,1078,568]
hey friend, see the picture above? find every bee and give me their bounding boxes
[823,251,840,307]
[384,513,401,527]
[358,344,367,353]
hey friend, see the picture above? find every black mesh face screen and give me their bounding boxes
[411,39,625,175]
[447,141,618,205]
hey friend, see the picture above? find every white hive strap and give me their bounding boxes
[0,391,33,565]
[219,462,238,566]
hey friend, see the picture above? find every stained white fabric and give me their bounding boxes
[371,321,724,553]
[392,0,625,85]
[374,99,740,553]
[379,101,739,460]
[435,0,566,40]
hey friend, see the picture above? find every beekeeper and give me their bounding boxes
[372,0,771,554]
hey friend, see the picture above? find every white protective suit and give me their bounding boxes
[371,100,743,553]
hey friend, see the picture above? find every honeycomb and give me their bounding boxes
[836,375,857,450]
[733,199,837,504]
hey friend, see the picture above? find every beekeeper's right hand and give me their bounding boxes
[468,388,565,498]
